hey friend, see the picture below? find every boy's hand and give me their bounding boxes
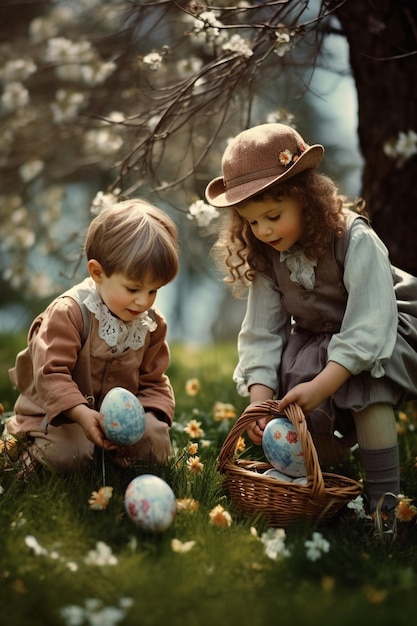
[66,404,118,450]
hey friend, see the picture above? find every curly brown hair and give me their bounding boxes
[211,170,362,295]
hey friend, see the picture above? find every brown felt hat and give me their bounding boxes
[205,123,324,208]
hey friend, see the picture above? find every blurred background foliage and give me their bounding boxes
[0,0,416,348]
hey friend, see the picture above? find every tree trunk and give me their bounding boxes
[335,0,417,274]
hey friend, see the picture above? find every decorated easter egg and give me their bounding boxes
[262,417,306,477]
[264,468,308,485]
[264,468,294,482]
[124,474,177,532]
[101,387,146,446]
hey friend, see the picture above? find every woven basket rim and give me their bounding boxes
[217,400,362,504]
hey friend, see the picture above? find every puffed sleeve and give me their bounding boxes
[233,271,291,396]
[327,219,397,377]
[23,298,88,420]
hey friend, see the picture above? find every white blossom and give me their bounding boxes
[83,128,123,156]
[90,189,120,215]
[143,52,163,71]
[222,34,253,58]
[1,82,29,112]
[80,60,117,86]
[19,159,44,183]
[176,56,203,77]
[384,129,417,160]
[1,59,37,83]
[191,11,227,45]
[274,30,292,57]
[51,90,87,123]
[188,200,219,228]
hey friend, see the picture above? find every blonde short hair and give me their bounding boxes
[85,199,179,284]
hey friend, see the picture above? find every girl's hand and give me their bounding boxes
[246,414,269,445]
[278,361,351,415]
[277,380,326,415]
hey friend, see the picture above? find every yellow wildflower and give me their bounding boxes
[209,504,232,527]
[235,436,246,454]
[185,378,201,396]
[184,419,205,438]
[186,456,204,474]
[213,401,237,422]
[88,486,113,510]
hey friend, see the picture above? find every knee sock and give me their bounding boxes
[359,446,400,512]
[353,403,400,512]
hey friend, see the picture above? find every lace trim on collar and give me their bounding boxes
[83,287,157,353]
[280,246,317,290]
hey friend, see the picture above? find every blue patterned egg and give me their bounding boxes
[124,474,177,532]
[262,417,306,477]
[101,387,146,446]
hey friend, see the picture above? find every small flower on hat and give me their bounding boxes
[279,149,293,166]
[279,142,306,167]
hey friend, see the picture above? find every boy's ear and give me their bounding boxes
[88,259,104,284]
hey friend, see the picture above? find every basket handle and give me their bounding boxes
[217,400,326,498]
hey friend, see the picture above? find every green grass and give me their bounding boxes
[1,339,417,626]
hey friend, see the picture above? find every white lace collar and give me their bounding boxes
[280,246,317,290]
[83,286,157,353]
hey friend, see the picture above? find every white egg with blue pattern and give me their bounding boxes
[101,387,146,446]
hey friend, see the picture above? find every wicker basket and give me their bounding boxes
[217,400,362,527]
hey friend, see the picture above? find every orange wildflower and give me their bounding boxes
[209,504,232,527]
[396,496,417,522]
[88,486,113,510]
[176,498,200,512]
[213,402,237,422]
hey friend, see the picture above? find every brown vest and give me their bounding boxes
[269,211,362,333]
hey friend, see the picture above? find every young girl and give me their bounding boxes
[206,123,417,537]
[5,198,179,477]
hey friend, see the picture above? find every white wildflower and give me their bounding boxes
[347,494,369,519]
[188,200,219,228]
[25,534,48,556]
[304,531,330,562]
[171,538,196,553]
[259,528,291,561]
[84,541,118,566]
[60,604,85,626]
